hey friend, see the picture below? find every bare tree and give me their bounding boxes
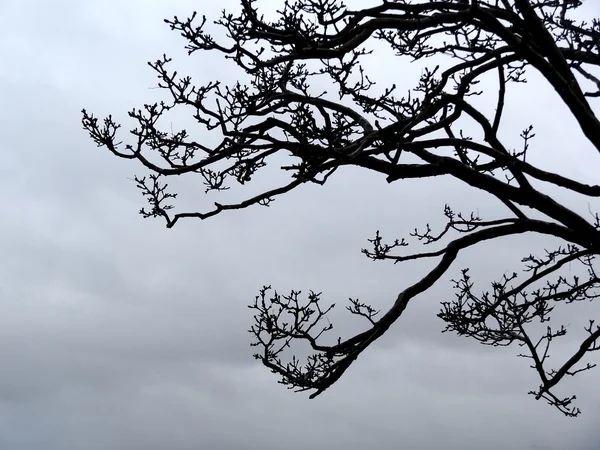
[82,0,600,416]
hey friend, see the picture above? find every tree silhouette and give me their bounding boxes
[82,0,600,416]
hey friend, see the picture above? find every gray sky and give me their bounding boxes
[0,1,599,449]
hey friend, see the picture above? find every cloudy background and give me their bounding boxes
[0,0,599,449]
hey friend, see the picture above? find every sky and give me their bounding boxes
[0,1,599,449]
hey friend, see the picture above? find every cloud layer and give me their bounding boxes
[0,1,599,449]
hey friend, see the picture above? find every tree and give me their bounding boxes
[82,0,600,417]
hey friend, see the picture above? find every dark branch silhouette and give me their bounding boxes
[82,0,600,416]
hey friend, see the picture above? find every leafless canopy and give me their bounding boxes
[82,0,600,416]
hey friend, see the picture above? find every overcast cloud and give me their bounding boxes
[0,1,599,449]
